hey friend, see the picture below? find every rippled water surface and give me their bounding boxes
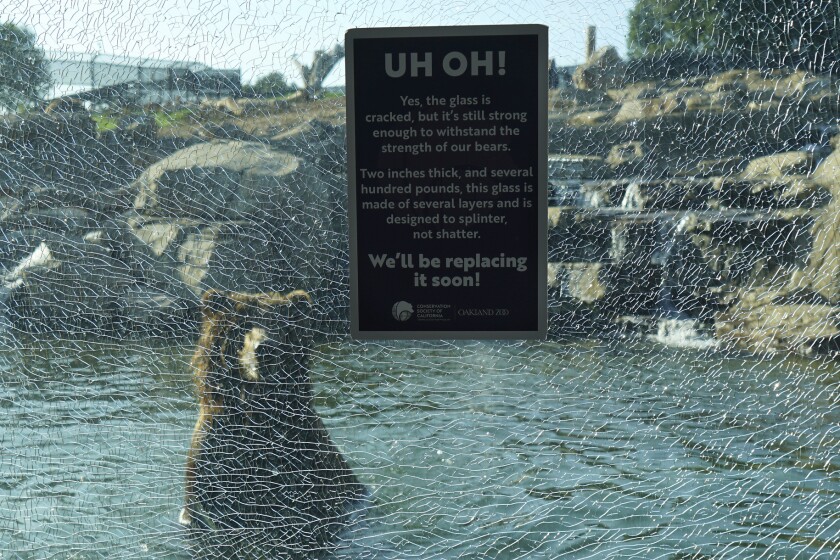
[1,337,838,558]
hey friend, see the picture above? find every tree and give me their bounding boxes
[0,23,50,111]
[715,0,839,70]
[627,0,840,71]
[248,71,295,98]
[627,0,717,58]
[294,44,344,100]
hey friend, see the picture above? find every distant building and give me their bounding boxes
[44,51,240,105]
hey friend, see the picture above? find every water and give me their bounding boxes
[1,336,838,559]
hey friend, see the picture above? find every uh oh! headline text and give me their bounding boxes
[384,51,507,78]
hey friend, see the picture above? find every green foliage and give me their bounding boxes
[0,23,50,111]
[91,114,119,133]
[627,0,717,58]
[245,72,295,98]
[153,108,193,129]
[318,89,345,100]
[627,0,840,71]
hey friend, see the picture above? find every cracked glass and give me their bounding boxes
[0,1,838,558]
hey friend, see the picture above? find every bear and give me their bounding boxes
[180,289,365,554]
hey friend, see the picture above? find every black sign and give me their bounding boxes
[346,25,547,339]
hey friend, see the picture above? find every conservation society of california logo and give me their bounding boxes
[392,301,414,321]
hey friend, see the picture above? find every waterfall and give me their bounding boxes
[649,213,718,348]
[651,317,718,349]
[653,214,692,320]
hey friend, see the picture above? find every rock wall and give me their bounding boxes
[0,108,346,337]
[0,67,838,354]
[546,65,840,354]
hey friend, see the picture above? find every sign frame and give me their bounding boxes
[346,24,548,340]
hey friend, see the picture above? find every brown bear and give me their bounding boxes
[180,289,365,554]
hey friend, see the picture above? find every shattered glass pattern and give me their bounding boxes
[0,1,838,558]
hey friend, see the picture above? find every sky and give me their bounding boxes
[1,0,637,85]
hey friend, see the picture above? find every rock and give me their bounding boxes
[613,96,684,123]
[777,178,830,207]
[0,111,98,185]
[202,96,244,116]
[548,207,614,259]
[803,200,840,303]
[184,222,320,296]
[572,46,626,91]
[605,82,660,102]
[0,229,201,335]
[0,229,45,272]
[2,207,97,234]
[548,87,612,110]
[716,298,840,354]
[604,141,662,177]
[4,241,130,334]
[115,286,198,336]
[683,91,714,111]
[703,75,749,94]
[196,123,257,142]
[568,110,613,126]
[118,114,159,146]
[2,241,58,287]
[124,134,345,334]
[810,139,840,197]
[709,176,827,209]
[547,262,610,335]
[125,216,330,309]
[740,151,816,180]
[548,262,605,303]
[746,98,784,112]
[606,141,646,167]
[270,119,348,175]
[778,71,832,97]
[706,91,741,111]
[617,179,711,210]
[675,157,747,178]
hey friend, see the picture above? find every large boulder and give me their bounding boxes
[548,262,605,303]
[740,151,816,180]
[0,223,204,335]
[123,215,327,299]
[270,120,348,175]
[716,292,840,354]
[3,240,130,334]
[128,140,336,309]
[613,95,684,123]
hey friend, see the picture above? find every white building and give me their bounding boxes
[44,51,240,104]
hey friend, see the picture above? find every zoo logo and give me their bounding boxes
[392,301,414,322]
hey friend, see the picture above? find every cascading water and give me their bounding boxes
[650,213,718,348]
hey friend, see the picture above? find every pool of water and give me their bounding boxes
[1,336,838,558]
